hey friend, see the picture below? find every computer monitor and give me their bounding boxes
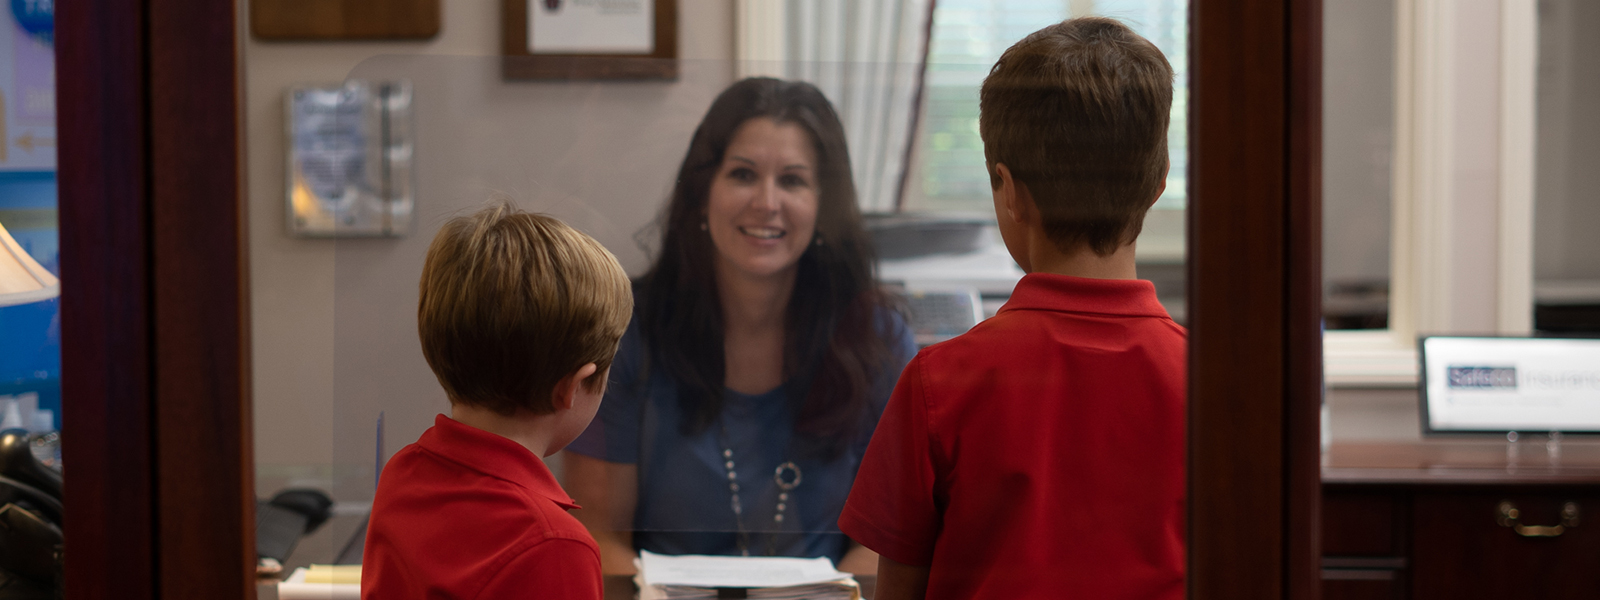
[1420,336,1600,435]
[901,284,984,347]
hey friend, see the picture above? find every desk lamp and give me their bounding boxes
[0,219,58,307]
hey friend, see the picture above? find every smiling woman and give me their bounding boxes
[707,118,822,395]
[562,77,916,575]
[706,118,820,290]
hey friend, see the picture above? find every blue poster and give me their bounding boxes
[0,0,56,431]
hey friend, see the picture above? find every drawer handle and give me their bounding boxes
[1497,501,1580,537]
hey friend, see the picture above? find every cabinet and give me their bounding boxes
[1322,442,1600,600]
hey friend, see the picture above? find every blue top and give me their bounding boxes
[567,309,915,563]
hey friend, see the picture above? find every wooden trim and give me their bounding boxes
[1286,0,1325,598]
[502,0,679,79]
[57,0,155,597]
[249,0,442,40]
[1320,569,1398,581]
[59,1,254,597]
[1324,441,1600,485]
[149,0,255,598]
[1189,0,1322,597]
[1322,557,1408,570]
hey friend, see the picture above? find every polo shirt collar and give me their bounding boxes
[416,414,580,510]
[999,273,1171,319]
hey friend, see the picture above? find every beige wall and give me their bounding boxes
[246,0,736,496]
[1327,387,1422,442]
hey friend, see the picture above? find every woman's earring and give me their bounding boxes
[813,235,824,247]
[700,221,709,232]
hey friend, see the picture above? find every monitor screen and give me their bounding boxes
[1421,336,1600,434]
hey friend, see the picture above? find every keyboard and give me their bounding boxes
[904,287,983,346]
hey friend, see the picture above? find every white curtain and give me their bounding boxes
[738,0,934,213]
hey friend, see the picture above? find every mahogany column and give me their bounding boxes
[1189,0,1324,598]
[58,0,254,598]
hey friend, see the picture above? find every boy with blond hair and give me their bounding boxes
[840,17,1186,600]
[362,203,632,599]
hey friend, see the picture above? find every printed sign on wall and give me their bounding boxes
[0,0,54,172]
[529,0,653,54]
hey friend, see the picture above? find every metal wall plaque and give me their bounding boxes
[286,80,414,237]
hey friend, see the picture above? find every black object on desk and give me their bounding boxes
[257,489,334,566]
[0,429,61,599]
[0,431,58,501]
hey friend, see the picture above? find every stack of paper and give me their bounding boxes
[636,550,860,600]
[278,565,360,600]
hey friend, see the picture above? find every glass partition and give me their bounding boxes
[251,55,752,569]
[303,55,950,573]
[248,4,1191,593]
[906,0,1188,322]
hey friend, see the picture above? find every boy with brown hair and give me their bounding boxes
[839,17,1185,600]
[362,203,633,600]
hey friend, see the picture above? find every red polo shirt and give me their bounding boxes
[362,414,602,600]
[840,273,1186,600]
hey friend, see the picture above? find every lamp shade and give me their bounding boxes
[0,220,58,307]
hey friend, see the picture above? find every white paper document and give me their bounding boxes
[529,0,654,54]
[639,550,852,588]
[277,567,360,600]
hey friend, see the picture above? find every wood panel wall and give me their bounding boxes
[57,0,155,596]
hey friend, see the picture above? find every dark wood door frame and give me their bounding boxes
[58,1,254,599]
[1189,0,1323,598]
[54,0,1319,597]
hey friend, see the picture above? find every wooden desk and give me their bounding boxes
[1322,441,1600,600]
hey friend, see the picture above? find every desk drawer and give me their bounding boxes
[1411,492,1600,600]
[1323,488,1406,556]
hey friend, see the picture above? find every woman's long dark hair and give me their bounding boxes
[638,77,892,460]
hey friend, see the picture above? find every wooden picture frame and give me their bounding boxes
[502,0,678,80]
[250,0,441,40]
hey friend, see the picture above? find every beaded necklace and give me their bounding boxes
[718,422,803,556]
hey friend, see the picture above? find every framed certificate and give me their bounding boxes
[502,0,678,80]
